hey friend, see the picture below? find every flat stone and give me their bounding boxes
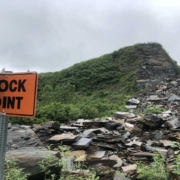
[71,150,86,161]
[95,134,124,143]
[168,94,180,101]
[131,156,148,161]
[81,128,109,138]
[114,112,136,119]
[87,151,106,160]
[60,126,78,130]
[122,164,137,173]
[145,145,168,155]
[73,138,92,149]
[132,151,155,157]
[48,133,77,143]
[147,95,160,101]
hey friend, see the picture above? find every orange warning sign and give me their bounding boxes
[0,72,38,117]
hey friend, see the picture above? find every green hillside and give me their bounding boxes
[10,43,180,124]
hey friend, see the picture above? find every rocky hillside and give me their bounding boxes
[7,75,180,180]
[10,43,180,124]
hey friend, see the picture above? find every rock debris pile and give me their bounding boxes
[6,77,180,180]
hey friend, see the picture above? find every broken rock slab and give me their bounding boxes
[122,164,137,174]
[165,118,180,129]
[73,138,92,150]
[48,133,77,143]
[80,128,109,138]
[94,134,124,143]
[168,94,180,101]
[114,112,136,119]
[60,126,78,130]
[132,151,155,157]
[141,114,164,129]
[87,151,107,160]
[70,150,86,161]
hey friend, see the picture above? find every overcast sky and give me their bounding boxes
[0,0,180,73]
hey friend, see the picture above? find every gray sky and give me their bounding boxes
[0,0,180,73]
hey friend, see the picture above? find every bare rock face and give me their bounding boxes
[136,43,180,90]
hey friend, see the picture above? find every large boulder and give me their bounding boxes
[7,124,43,150]
[6,147,58,180]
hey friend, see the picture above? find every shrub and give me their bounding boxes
[137,153,169,180]
[4,159,29,180]
[143,106,166,114]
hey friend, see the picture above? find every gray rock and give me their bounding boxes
[168,94,180,101]
[127,98,140,105]
[6,147,58,176]
[73,138,92,149]
[165,118,180,129]
[141,114,164,129]
[7,125,43,149]
[114,112,136,119]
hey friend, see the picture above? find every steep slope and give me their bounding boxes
[11,43,180,124]
[39,43,179,95]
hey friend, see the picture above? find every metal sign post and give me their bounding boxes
[0,113,8,180]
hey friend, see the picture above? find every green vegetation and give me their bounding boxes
[9,42,180,124]
[4,159,29,180]
[37,145,99,180]
[143,106,166,114]
[137,143,180,180]
[137,153,169,180]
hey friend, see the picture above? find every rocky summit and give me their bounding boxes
[6,43,180,180]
